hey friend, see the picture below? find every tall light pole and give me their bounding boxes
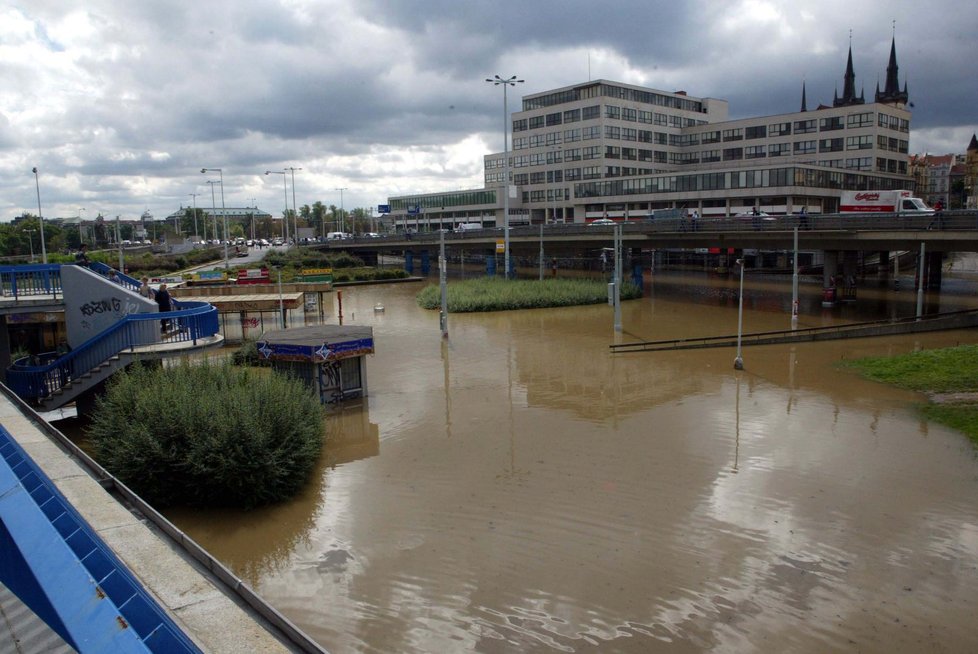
[486,74,523,278]
[287,167,301,243]
[265,171,288,242]
[550,145,562,223]
[335,187,348,233]
[734,258,745,370]
[31,167,48,263]
[201,168,229,269]
[206,181,219,242]
[78,208,86,246]
[189,192,199,242]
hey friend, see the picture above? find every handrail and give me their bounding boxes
[0,263,63,300]
[6,301,219,403]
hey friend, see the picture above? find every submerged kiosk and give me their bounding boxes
[256,325,373,404]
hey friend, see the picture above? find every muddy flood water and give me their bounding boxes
[164,272,978,653]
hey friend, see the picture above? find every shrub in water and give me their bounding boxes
[88,360,325,509]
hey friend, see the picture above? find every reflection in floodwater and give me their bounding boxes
[166,272,978,653]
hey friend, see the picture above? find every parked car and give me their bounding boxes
[588,218,617,226]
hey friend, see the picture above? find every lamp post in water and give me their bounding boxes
[485,74,523,279]
[735,258,745,370]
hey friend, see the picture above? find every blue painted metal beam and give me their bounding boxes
[0,426,202,653]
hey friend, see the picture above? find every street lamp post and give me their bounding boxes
[287,167,301,243]
[206,181,219,242]
[31,167,48,264]
[201,168,229,269]
[265,171,289,243]
[335,188,348,234]
[78,208,86,246]
[734,258,745,370]
[486,74,523,279]
[189,193,199,243]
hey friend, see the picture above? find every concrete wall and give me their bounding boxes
[60,266,158,348]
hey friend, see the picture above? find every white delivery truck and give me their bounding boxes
[840,190,933,215]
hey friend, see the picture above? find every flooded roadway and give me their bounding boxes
[166,272,978,653]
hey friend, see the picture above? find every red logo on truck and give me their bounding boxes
[854,192,880,201]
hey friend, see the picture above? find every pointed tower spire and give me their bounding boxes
[834,34,865,107]
[969,133,978,152]
[876,33,909,104]
[800,81,807,112]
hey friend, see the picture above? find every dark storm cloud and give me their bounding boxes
[2,0,976,221]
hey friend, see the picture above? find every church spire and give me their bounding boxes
[834,38,865,107]
[800,81,807,112]
[876,31,909,105]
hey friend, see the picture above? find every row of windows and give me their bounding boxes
[523,82,707,113]
[390,190,497,210]
[573,167,911,199]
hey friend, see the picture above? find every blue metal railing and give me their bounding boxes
[0,263,63,299]
[0,425,203,652]
[6,301,219,403]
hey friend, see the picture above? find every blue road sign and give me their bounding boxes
[378,204,390,214]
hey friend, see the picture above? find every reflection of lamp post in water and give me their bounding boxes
[734,258,745,370]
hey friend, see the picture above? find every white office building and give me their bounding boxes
[388,39,914,230]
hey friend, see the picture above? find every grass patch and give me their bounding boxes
[416,276,642,312]
[844,344,978,445]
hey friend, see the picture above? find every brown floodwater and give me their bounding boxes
[164,271,978,653]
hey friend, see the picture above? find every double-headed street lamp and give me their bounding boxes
[265,171,289,243]
[201,168,229,269]
[31,167,48,263]
[188,193,199,242]
[335,187,348,234]
[485,74,523,279]
[287,167,301,242]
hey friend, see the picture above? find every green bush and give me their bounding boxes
[231,339,269,367]
[88,361,325,509]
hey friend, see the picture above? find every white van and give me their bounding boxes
[326,232,351,240]
[454,223,483,233]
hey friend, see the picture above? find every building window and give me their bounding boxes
[769,142,791,157]
[622,107,637,122]
[528,115,544,129]
[605,105,621,119]
[564,168,581,181]
[564,128,581,142]
[723,147,743,161]
[638,110,654,124]
[722,128,744,141]
[621,128,637,141]
[819,116,844,131]
[701,130,721,144]
[621,147,637,160]
[846,135,873,150]
[582,126,601,140]
[564,148,582,161]
[582,105,600,120]
[847,112,873,128]
[654,112,668,126]
[563,109,580,123]
[582,166,601,180]
[846,157,872,170]
[512,118,527,132]
[794,119,816,134]
[530,172,545,185]
[745,125,767,139]
[605,146,621,159]
[794,140,816,154]
[745,145,766,159]
[605,126,621,139]
[819,138,844,152]
[769,122,791,137]
[582,146,601,159]
[546,112,562,126]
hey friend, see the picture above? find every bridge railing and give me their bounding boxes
[0,264,62,299]
[6,301,220,403]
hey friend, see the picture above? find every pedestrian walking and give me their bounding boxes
[155,283,173,333]
[74,243,91,267]
[139,276,155,300]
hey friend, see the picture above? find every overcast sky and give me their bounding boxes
[2,0,976,223]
